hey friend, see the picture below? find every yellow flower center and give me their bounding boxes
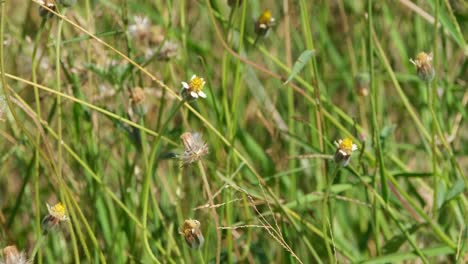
[339,138,354,152]
[49,202,67,219]
[189,76,204,93]
[258,10,273,25]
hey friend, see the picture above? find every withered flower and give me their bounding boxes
[180,219,204,249]
[2,245,30,264]
[410,52,435,82]
[179,132,209,166]
[130,87,145,105]
[37,0,56,19]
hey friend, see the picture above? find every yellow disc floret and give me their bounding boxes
[258,10,273,25]
[189,76,205,93]
[339,138,354,153]
[47,202,68,221]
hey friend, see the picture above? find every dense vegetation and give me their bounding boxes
[0,0,467,263]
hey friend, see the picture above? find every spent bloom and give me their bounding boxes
[255,9,275,36]
[334,138,358,167]
[2,245,30,264]
[42,202,69,233]
[179,132,209,166]
[37,0,56,19]
[180,219,204,249]
[410,52,434,81]
[128,16,151,42]
[181,75,207,100]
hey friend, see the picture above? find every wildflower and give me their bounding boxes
[355,73,370,97]
[130,87,145,105]
[334,138,358,167]
[42,202,69,233]
[228,0,243,7]
[128,16,151,42]
[410,52,434,82]
[37,0,56,19]
[180,219,204,249]
[181,75,207,100]
[255,9,275,36]
[179,132,209,166]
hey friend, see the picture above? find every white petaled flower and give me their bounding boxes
[333,138,358,167]
[42,202,69,233]
[181,75,207,100]
[179,132,209,166]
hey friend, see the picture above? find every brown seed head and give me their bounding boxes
[2,245,30,264]
[130,87,145,104]
[179,132,209,166]
[410,52,435,81]
[180,219,204,249]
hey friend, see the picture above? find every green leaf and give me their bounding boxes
[284,50,315,84]
[383,224,423,254]
[444,178,465,203]
[427,0,466,48]
[436,180,447,209]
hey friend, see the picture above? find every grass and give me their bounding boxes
[0,0,467,263]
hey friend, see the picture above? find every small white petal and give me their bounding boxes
[259,24,267,29]
[182,82,189,89]
[191,75,196,80]
[338,149,348,156]
[198,91,207,98]
[352,144,358,151]
[190,91,198,98]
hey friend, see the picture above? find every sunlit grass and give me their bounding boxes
[0,0,467,263]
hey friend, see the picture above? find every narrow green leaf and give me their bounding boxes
[444,178,465,203]
[284,50,315,84]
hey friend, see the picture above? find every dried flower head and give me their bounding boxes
[181,75,207,100]
[255,9,275,36]
[180,219,204,249]
[42,202,69,233]
[130,87,145,104]
[155,41,179,61]
[128,16,151,42]
[355,73,370,97]
[410,52,434,81]
[334,138,358,167]
[179,132,209,166]
[2,245,30,264]
[37,0,56,19]
[228,0,243,7]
